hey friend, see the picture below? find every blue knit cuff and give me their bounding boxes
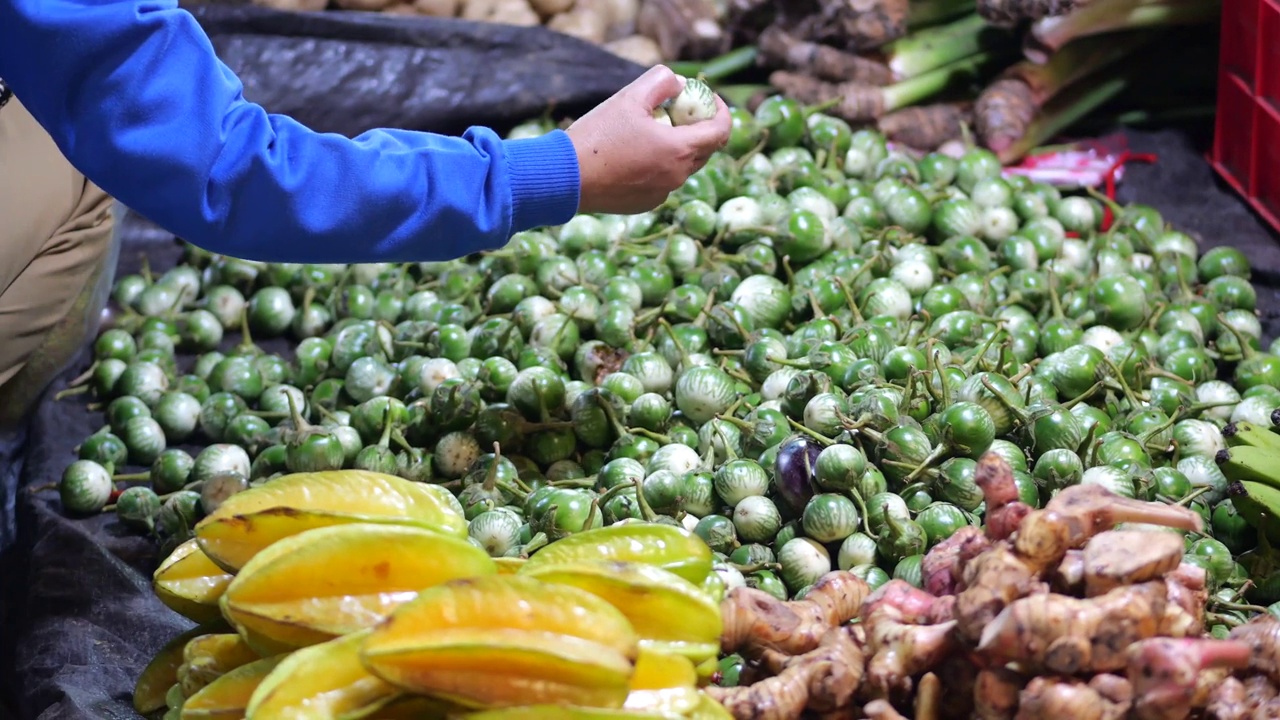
[503,129,581,232]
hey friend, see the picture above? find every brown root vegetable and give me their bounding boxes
[461,0,541,24]
[1126,638,1253,720]
[1089,673,1135,706]
[1206,675,1278,720]
[756,25,893,85]
[922,526,989,597]
[413,0,461,14]
[863,699,911,720]
[1205,676,1248,720]
[1052,549,1086,595]
[978,581,1167,674]
[1081,529,1186,597]
[1161,563,1208,638]
[876,102,971,151]
[955,544,1045,644]
[707,626,864,720]
[975,450,1032,541]
[548,5,610,43]
[927,594,956,624]
[598,0,640,38]
[932,655,979,718]
[720,571,869,658]
[1257,697,1280,719]
[253,0,329,10]
[1013,484,1204,570]
[604,35,665,66]
[334,0,398,9]
[976,33,1153,154]
[383,2,420,13]
[977,0,1086,26]
[973,77,1037,160]
[974,667,1025,720]
[1016,676,1129,720]
[636,0,724,61]
[767,71,886,122]
[915,671,943,720]
[788,0,911,52]
[864,600,958,695]
[976,449,1022,509]
[861,579,942,624]
[528,0,574,17]
[1228,616,1280,685]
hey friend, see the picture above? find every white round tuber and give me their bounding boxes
[653,106,674,126]
[333,0,398,10]
[547,5,610,43]
[529,0,575,16]
[254,0,330,10]
[604,35,665,66]
[413,0,461,15]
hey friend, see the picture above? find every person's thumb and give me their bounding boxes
[632,65,685,110]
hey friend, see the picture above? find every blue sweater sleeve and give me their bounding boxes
[0,0,582,264]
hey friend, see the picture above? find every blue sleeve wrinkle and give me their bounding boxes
[0,0,582,263]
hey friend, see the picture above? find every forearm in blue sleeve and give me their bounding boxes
[0,0,581,264]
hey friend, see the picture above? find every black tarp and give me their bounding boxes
[184,3,649,137]
[2,6,1280,720]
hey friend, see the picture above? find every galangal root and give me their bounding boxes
[720,569,870,658]
[708,451,1278,720]
[954,454,1203,643]
[978,580,1169,674]
[860,581,958,696]
[1206,674,1280,719]
[1126,638,1252,720]
[707,625,864,720]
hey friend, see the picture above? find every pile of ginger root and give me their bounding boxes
[707,451,1280,720]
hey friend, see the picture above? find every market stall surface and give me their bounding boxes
[2,127,1279,720]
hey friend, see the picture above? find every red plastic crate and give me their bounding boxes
[1221,0,1259,83]
[1254,103,1280,219]
[1211,0,1280,233]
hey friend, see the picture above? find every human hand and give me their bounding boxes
[566,65,731,215]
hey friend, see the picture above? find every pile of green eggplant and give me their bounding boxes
[54,94,1280,634]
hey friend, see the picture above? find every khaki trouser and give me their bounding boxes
[0,96,119,431]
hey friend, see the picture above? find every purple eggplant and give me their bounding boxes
[774,435,822,513]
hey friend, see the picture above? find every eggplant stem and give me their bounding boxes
[54,385,90,402]
[518,532,549,558]
[847,485,880,539]
[1173,485,1210,507]
[785,418,836,446]
[631,477,660,522]
[903,444,949,484]
[64,362,99,389]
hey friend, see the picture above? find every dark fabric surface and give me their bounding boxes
[183,3,649,138]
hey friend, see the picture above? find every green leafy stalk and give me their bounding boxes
[714,84,772,109]
[908,0,978,29]
[1025,0,1221,62]
[882,13,1017,79]
[881,48,1017,114]
[667,46,760,83]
